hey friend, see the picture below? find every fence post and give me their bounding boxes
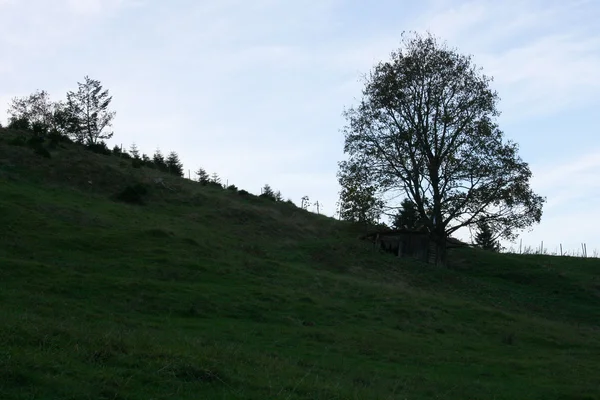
[519,239,522,254]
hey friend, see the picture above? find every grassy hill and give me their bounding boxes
[1,129,599,399]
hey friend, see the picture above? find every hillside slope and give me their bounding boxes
[1,131,599,399]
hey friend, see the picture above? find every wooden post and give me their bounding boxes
[519,239,522,254]
[560,244,563,256]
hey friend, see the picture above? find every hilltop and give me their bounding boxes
[0,128,599,399]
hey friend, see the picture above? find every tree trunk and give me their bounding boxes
[430,230,447,267]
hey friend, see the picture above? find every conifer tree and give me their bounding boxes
[166,151,184,177]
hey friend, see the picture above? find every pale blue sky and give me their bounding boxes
[1,0,599,253]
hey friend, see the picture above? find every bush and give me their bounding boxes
[114,183,149,205]
[7,117,31,131]
[238,189,250,196]
[8,136,26,147]
[227,184,238,191]
[206,181,224,189]
[48,131,72,148]
[33,145,51,159]
[131,158,144,169]
[87,141,112,155]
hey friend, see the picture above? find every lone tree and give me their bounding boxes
[195,168,210,185]
[474,220,501,252]
[66,76,116,145]
[340,32,544,265]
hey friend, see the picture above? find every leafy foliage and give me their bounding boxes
[337,161,384,224]
[66,76,116,145]
[340,32,545,248]
[6,90,68,138]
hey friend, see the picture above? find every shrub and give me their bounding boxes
[33,145,51,159]
[87,141,112,155]
[8,136,27,147]
[114,183,149,205]
[238,189,250,196]
[227,184,238,191]
[131,158,144,169]
[7,117,31,131]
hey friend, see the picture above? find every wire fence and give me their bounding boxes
[502,240,599,258]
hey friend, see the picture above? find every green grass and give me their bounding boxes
[1,130,599,399]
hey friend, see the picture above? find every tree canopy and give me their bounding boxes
[66,76,116,145]
[339,32,545,259]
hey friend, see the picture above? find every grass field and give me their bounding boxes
[1,130,599,399]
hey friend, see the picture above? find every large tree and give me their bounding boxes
[66,76,116,145]
[340,32,544,264]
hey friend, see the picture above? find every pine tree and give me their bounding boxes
[166,151,184,177]
[474,221,500,252]
[195,168,210,185]
[153,149,167,172]
[260,184,276,200]
[210,173,222,187]
[275,190,283,202]
[393,198,422,230]
[129,143,141,160]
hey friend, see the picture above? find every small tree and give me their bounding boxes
[66,76,116,145]
[337,161,383,224]
[301,196,311,210]
[195,168,210,185]
[210,173,222,186]
[392,198,424,230]
[129,143,141,160]
[166,151,184,177]
[260,184,276,200]
[153,149,167,171]
[275,190,283,202]
[474,221,501,252]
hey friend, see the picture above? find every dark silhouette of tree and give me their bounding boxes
[6,90,68,138]
[275,190,283,202]
[129,143,141,160]
[260,184,276,201]
[65,76,116,145]
[166,151,184,177]
[195,168,210,185]
[340,32,544,264]
[153,149,167,171]
[7,117,31,131]
[392,198,424,230]
[301,196,311,210]
[337,161,383,224]
[474,221,501,252]
[210,173,222,187]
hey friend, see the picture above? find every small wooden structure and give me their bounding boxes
[362,229,469,265]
